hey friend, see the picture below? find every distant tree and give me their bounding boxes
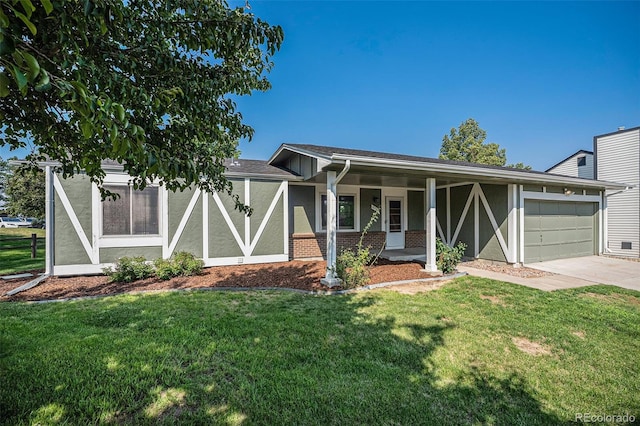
[506,162,532,170]
[6,167,44,218]
[0,157,7,202]
[439,118,530,169]
[439,119,506,166]
[0,0,284,211]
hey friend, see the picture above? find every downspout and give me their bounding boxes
[321,160,350,287]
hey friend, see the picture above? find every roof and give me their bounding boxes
[594,126,640,139]
[545,149,593,172]
[270,143,627,190]
[222,159,300,180]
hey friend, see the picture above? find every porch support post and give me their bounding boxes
[424,177,438,273]
[44,165,54,275]
[506,184,518,264]
[321,170,341,287]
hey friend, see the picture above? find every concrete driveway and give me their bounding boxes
[526,256,640,291]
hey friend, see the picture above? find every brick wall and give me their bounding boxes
[291,231,386,259]
[405,230,426,248]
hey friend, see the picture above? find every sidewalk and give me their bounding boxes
[457,265,598,292]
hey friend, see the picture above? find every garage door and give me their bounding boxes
[524,200,596,263]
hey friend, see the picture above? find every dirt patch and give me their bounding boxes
[581,292,640,307]
[462,260,552,278]
[373,279,450,295]
[512,337,552,356]
[479,294,507,306]
[572,331,586,339]
[0,259,451,302]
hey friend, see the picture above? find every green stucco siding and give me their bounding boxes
[221,179,246,238]
[250,181,281,240]
[54,192,92,265]
[252,197,285,256]
[408,190,425,231]
[289,185,315,234]
[450,185,474,256]
[100,247,163,263]
[168,187,197,240]
[208,193,244,258]
[436,189,446,237]
[360,188,382,232]
[173,196,203,258]
[58,174,93,239]
[477,184,508,262]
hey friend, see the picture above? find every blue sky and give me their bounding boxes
[233,0,639,170]
[2,1,638,171]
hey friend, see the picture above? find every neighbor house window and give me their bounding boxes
[321,194,355,230]
[577,156,587,167]
[103,185,159,235]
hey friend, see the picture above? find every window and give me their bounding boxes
[103,185,159,235]
[577,156,587,167]
[321,194,355,230]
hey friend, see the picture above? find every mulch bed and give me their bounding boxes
[0,259,437,302]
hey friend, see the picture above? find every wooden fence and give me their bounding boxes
[0,234,45,259]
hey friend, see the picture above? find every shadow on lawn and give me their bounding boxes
[0,290,563,424]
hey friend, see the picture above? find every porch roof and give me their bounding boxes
[269,143,627,190]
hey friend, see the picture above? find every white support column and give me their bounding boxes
[601,190,607,254]
[474,186,479,258]
[519,185,525,264]
[507,184,518,264]
[321,171,340,286]
[45,166,54,275]
[424,177,438,273]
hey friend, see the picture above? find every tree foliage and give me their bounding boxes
[439,118,507,166]
[6,166,45,217]
[0,157,7,202]
[0,0,284,210]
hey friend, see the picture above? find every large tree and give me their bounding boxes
[439,118,531,169]
[5,166,44,218]
[0,0,283,210]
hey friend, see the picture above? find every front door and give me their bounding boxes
[386,197,404,249]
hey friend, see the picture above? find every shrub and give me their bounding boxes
[336,245,372,289]
[334,207,380,289]
[436,238,467,274]
[153,251,204,280]
[103,256,154,283]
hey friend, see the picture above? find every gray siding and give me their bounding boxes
[289,185,315,234]
[360,188,382,231]
[597,128,640,257]
[548,153,594,179]
[407,190,425,231]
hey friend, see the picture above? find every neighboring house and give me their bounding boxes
[546,150,594,179]
[44,144,623,283]
[595,127,640,257]
[546,126,639,258]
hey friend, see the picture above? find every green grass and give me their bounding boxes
[1,277,639,424]
[0,228,45,275]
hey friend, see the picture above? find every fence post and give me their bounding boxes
[31,233,37,259]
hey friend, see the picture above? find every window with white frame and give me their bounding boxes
[320,194,355,230]
[102,185,160,235]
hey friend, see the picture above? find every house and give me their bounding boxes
[546,126,639,258]
[44,143,624,285]
[546,150,594,179]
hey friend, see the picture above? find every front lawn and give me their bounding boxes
[0,228,45,275]
[1,277,638,424]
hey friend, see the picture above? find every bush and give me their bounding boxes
[153,251,204,280]
[436,238,467,274]
[334,207,380,289]
[336,245,372,289]
[103,256,154,283]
